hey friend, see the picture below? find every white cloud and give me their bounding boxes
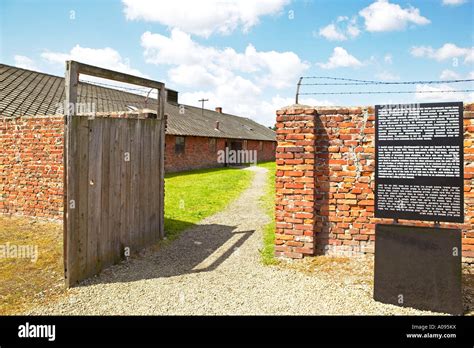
[376,71,399,80]
[140,28,310,126]
[141,29,309,89]
[14,55,38,70]
[122,0,289,37]
[469,71,474,79]
[347,19,361,38]
[41,45,145,77]
[439,69,461,79]
[359,0,430,32]
[317,47,363,69]
[318,17,360,41]
[318,24,347,41]
[40,45,149,92]
[384,54,393,64]
[411,43,474,64]
[415,84,473,102]
[442,0,467,5]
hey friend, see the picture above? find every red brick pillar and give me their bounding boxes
[275,106,317,258]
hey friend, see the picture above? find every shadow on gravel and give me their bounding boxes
[81,221,255,285]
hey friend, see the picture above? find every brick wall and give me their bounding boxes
[275,104,474,264]
[165,135,276,172]
[165,135,226,172]
[0,116,64,219]
[246,139,276,163]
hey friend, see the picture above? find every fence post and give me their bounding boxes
[64,60,78,287]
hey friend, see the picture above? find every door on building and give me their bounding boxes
[228,140,243,166]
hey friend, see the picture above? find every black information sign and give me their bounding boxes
[375,102,464,223]
[374,224,462,315]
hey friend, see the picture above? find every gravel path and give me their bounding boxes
[28,166,438,315]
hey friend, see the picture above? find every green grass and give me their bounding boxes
[164,167,254,241]
[257,161,278,265]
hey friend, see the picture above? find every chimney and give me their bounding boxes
[215,107,222,113]
[215,121,220,130]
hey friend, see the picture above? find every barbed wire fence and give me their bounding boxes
[295,76,474,103]
[78,78,157,112]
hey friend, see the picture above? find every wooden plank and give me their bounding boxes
[153,120,163,241]
[157,118,165,239]
[150,120,160,243]
[65,117,79,287]
[157,88,165,239]
[99,119,111,270]
[119,119,130,256]
[147,119,157,244]
[76,116,90,282]
[138,120,146,250]
[143,119,152,246]
[87,118,102,277]
[109,120,121,264]
[130,119,141,251]
[125,120,133,253]
[73,61,164,90]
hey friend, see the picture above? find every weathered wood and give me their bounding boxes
[64,61,78,287]
[99,120,111,270]
[150,120,158,243]
[87,118,102,277]
[64,61,166,287]
[65,116,79,287]
[71,61,164,90]
[130,120,141,251]
[76,117,89,279]
[138,120,146,249]
[119,119,130,257]
[111,121,122,264]
[158,118,165,239]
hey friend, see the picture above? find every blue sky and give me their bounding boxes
[1,0,473,125]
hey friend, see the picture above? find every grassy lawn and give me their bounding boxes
[257,161,278,265]
[0,166,254,314]
[164,167,254,240]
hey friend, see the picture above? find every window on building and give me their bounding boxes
[259,141,263,151]
[209,138,217,152]
[175,136,185,154]
[243,140,248,150]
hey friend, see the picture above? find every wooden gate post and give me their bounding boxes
[64,61,78,287]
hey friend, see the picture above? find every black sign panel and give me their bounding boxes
[375,102,464,222]
[374,224,462,315]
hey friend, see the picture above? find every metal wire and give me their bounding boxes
[299,89,474,95]
[80,79,152,93]
[295,76,474,101]
[299,76,474,85]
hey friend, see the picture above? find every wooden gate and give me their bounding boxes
[65,116,165,286]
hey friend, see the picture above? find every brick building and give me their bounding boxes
[0,63,276,219]
[275,104,474,265]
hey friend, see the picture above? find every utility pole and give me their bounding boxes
[198,98,208,117]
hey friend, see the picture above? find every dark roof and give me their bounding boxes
[0,64,276,142]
